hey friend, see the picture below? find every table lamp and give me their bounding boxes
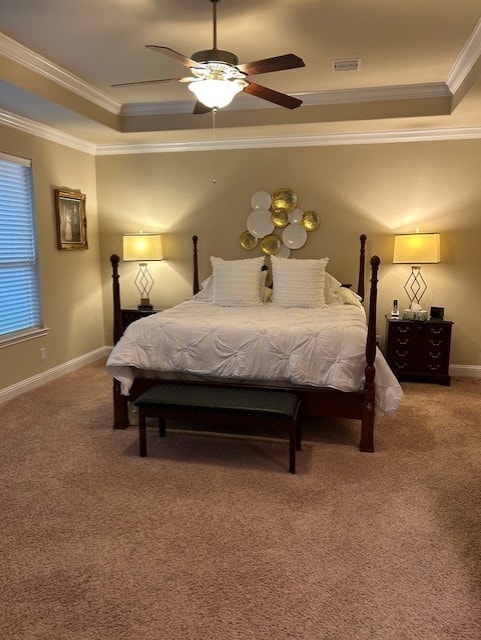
[393,231,440,310]
[122,232,163,310]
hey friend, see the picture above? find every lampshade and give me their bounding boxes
[393,233,440,264]
[123,233,163,262]
[188,79,246,109]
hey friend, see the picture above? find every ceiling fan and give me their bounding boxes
[112,0,305,113]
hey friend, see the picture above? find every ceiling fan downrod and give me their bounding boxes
[211,0,219,51]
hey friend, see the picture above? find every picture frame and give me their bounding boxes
[55,189,88,250]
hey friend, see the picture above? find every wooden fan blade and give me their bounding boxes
[111,78,184,87]
[243,82,302,109]
[146,45,201,68]
[236,54,305,77]
[193,101,212,115]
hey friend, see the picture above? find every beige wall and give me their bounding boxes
[0,124,104,391]
[97,141,481,368]
[2,126,480,394]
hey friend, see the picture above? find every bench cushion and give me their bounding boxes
[134,384,300,420]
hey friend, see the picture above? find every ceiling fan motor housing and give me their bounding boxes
[192,49,239,66]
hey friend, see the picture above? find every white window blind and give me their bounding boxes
[0,152,43,338]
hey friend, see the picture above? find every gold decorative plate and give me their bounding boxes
[271,209,289,228]
[260,234,281,255]
[271,187,298,213]
[301,210,321,231]
[239,230,258,250]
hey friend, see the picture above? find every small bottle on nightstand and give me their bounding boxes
[391,299,399,319]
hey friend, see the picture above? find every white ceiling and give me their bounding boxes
[1,0,481,153]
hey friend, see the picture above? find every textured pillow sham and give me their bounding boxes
[271,255,329,307]
[210,256,266,306]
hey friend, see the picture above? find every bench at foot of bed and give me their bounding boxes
[134,384,302,474]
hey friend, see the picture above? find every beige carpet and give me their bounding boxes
[1,360,481,640]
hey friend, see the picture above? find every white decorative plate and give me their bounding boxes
[282,223,307,249]
[276,243,291,258]
[289,208,304,224]
[251,191,272,210]
[247,209,274,238]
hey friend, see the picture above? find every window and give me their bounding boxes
[0,152,43,342]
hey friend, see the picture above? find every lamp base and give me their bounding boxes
[138,298,153,311]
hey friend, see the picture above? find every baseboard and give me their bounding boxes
[449,364,481,379]
[0,346,110,404]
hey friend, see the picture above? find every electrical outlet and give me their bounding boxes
[39,348,47,361]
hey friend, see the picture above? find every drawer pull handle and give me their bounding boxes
[428,363,441,371]
[397,338,409,345]
[397,326,410,334]
[395,362,407,369]
[431,328,443,335]
[430,339,442,346]
[429,351,441,359]
[395,350,408,357]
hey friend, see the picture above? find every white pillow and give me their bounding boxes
[210,256,265,306]
[325,272,343,304]
[197,271,271,304]
[194,275,214,300]
[271,255,329,307]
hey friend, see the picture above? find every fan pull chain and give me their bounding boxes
[211,107,217,184]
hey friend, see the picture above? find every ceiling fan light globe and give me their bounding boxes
[188,79,245,109]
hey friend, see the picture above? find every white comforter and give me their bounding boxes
[106,299,403,415]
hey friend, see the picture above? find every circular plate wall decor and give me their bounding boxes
[289,208,303,224]
[251,190,272,210]
[301,210,321,231]
[247,209,274,238]
[282,223,307,249]
[276,243,291,258]
[272,187,298,213]
[239,230,258,250]
[271,209,289,228]
[260,234,281,255]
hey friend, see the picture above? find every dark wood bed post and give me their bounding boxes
[110,254,122,344]
[110,253,130,429]
[359,254,380,452]
[357,234,366,301]
[193,235,200,295]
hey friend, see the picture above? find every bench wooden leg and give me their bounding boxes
[158,418,166,438]
[289,422,297,474]
[139,411,147,457]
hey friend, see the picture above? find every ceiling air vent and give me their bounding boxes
[331,58,361,73]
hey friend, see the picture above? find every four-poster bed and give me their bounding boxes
[107,234,402,453]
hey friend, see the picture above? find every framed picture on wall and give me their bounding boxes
[54,189,88,250]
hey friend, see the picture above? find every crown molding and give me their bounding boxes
[2,105,481,155]
[95,126,481,155]
[2,106,481,155]
[0,32,121,115]
[0,108,96,154]
[446,18,481,92]
[121,82,451,116]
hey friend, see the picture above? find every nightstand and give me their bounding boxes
[121,307,164,331]
[385,316,453,386]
